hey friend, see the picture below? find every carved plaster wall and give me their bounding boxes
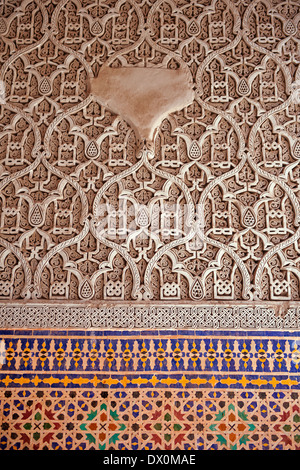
[1,0,300,453]
[0,0,299,328]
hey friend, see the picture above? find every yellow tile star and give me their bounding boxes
[2,375,12,387]
[178,375,189,388]
[208,376,219,387]
[149,375,160,387]
[120,376,131,387]
[90,375,101,387]
[239,376,250,388]
[60,375,72,387]
[268,377,280,389]
[32,375,42,387]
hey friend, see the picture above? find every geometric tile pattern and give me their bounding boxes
[1,388,300,450]
[1,329,300,450]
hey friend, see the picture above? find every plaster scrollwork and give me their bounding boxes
[0,0,299,325]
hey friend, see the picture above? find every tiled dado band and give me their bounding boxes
[0,301,299,330]
[0,329,300,384]
[1,305,299,450]
[0,329,300,450]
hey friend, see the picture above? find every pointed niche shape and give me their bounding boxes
[284,19,296,36]
[190,278,204,300]
[91,20,103,35]
[137,206,149,227]
[39,77,52,95]
[79,279,93,299]
[0,18,7,34]
[293,140,300,159]
[85,140,99,159]
[188,20,200,35]
[238,78,250,96]
[30,204,43,226]
[242,207,256,228]
[189,141,201,160]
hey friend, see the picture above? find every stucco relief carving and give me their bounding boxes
[0,0,299,315]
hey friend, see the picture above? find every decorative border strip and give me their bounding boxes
[1,373,299,390]
[0,302,299,330]
[1,329,300,375]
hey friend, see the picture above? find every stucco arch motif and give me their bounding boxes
[0,0,299,305]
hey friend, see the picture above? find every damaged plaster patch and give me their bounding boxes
[90,66,194,141]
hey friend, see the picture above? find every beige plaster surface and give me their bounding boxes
[90,66,194,141]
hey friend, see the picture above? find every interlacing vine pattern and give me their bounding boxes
[0,0,299,307]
